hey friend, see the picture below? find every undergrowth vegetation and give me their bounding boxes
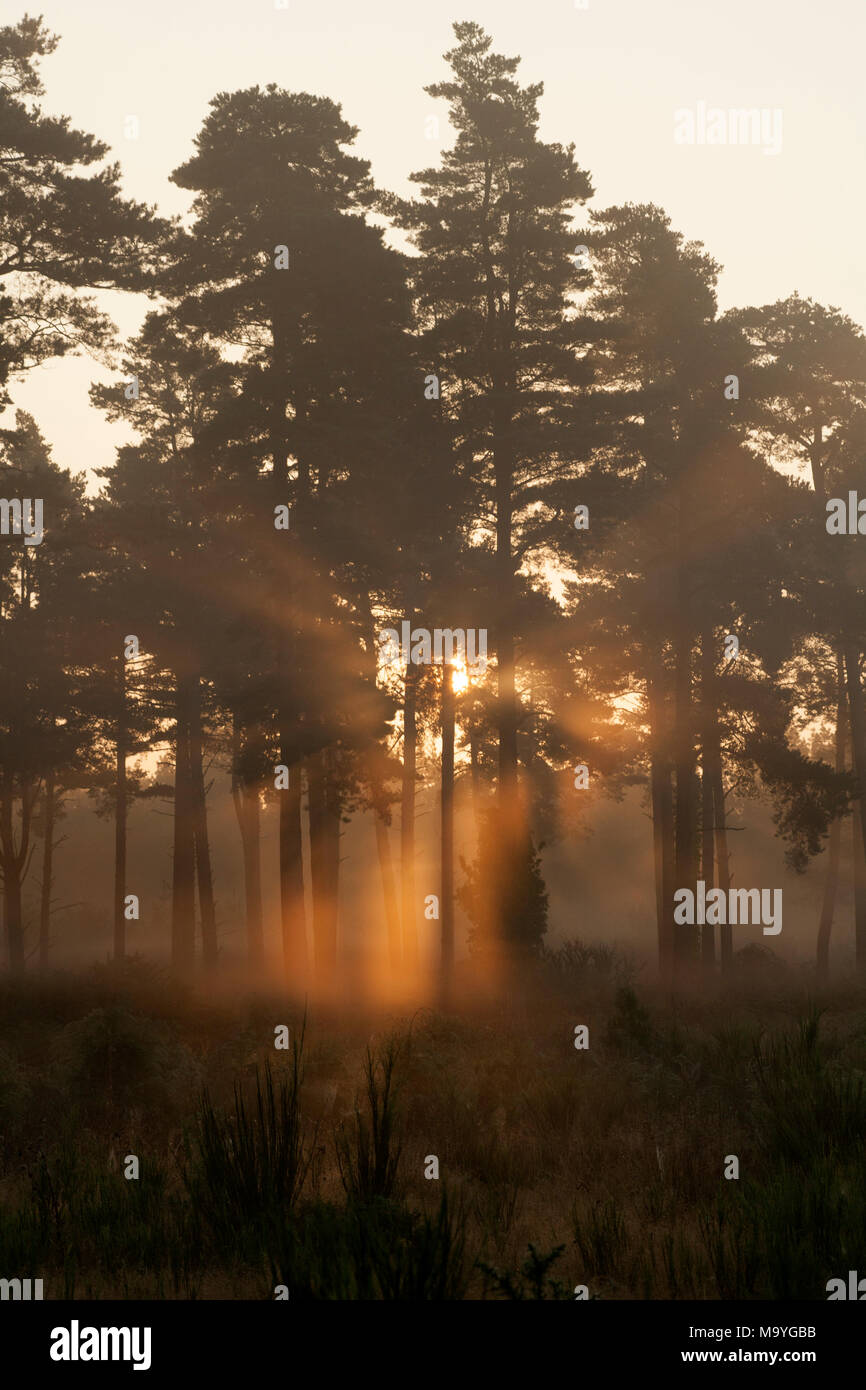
[0,947,863,1298]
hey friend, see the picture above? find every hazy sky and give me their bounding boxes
[7,0,865,485]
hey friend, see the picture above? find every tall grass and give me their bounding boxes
[184,1022,314,1254]
[335,1037,403,1201]
[1,971,865,1299]
[266,1191,470,1300]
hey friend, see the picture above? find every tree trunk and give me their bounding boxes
[171,673,196,976]
[357,588,403,979]
[844,645,866,968]
[308,745,340,990]
[4,864,24,973]
[39,770,56,969]
[701,626,732,969]
[231,711,264,967]
[494,389,518,798]
[374,805,401,975]
[327,755,342,989]
[270,308,309,991]
[113,654,127,963]
[712,767,732,970]
[850,639,866,978]
[323,750,341,987]
[469,729,482,825]
[494,380,526,980]
[2,775,36,972]
[853,803,866,973]
[401,664,419,972]
[1,779,25,972]
[279,742,307,986]
[307,752,323,981]
[672,549,698,970]
[242,781,264,964]
[189,674,218,970]
[700,767,715,970]
[440,662,455,1005]
[817,660,846,983]
[809,423,866,949]
[700,625,717,971]
[647,654,675,983]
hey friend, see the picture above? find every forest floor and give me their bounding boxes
[0,943,864,1299]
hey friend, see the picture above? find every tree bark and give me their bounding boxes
[39,770,56,969]
[647,643,675,984]
[401,663,419,972]
[494,383,518,798]
[230,711,264,967]
[374,804,401,975]
[113,654,127,962]
[242,781,264,964]
[440,662,455,1005]
[308,745,339,990]
[188,674,218,970]
[279,743,307,986]
[268,307,308,988]
[673,509,698,970]
[493,376,526,977]
[817,659,846,983]
[849,638,866,967]
[700,770,715,969]
[171,673,196,976]
[322,751,341,988]
[1,775,37,972]
[2,781,24,972]
[853,803,866,973]
[357,588,402,978]
[642,413,676,984]
[3,862,24,972]
[307,752,323,981]
[469,729,482,823]
[700,624,717,971]
[843,645,866,969]
[712,766,732,970]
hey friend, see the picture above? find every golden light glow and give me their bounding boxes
[450,658,470,694]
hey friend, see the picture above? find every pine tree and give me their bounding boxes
[0,15,167,399]
[91,311,244,974]
[0,412,92,968]
[729,295,866,970]
[388,21,593,973]
[169,84,415,991]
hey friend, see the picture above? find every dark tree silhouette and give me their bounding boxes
[0,15,168,399]
[388,21,593,974]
